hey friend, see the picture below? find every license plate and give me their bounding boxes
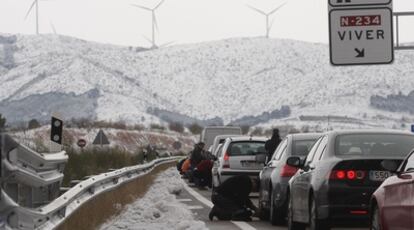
[369,171,392,181]
[241,161,256,167]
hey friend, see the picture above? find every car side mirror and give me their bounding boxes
[381,160,399,173]
[256,153,267,164]
[286,156,302,168]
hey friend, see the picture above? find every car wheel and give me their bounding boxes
[270,189,285,225]
[371,205,381,230]
[287,194,306,230]
[309,196,330,230]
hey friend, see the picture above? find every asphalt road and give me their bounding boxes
[176,181,369,230]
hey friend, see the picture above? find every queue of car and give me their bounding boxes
[207,128,414,230]
[258,133,322,225]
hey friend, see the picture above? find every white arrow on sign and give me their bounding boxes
[329,0,391,7]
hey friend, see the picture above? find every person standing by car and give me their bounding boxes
[209,175,258,221]
[190,142,206,167]
[265,129,281,160]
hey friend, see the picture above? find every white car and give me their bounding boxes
[210,134,242,157]
[212,136,267,190]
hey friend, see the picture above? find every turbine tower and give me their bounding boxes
[131,0,165,48]
[25,0,40,34]
[247,3,286,38]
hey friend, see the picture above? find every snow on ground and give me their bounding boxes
[99,168,207,230]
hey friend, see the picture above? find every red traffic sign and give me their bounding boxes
[173,141,182,150]
[77,139,87,148]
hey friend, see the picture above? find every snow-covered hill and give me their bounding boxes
[1,34,414,129]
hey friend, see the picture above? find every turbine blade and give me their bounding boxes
[24,0,37,20]
[142,34,152,45]
[49,20,57,34]
[246,5,266,15]
[268,2,287,15]
[154,0,165,10]
[269,17,276,32]
[153,14,159,32]
[130,4,152,11]
[159,41,175,48]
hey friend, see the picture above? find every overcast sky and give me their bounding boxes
[1,0,414,47]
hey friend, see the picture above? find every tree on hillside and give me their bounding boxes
[169,122,184,133]
[0,114,6,131]
[188,123,203,135]
[28,119,41,130]
[241,125,250,135]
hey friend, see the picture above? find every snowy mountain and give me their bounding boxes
[1,34,414,129]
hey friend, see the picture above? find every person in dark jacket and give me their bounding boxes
[190,142,205,167]
[209,175,258,221]
[193,159,214,188]
[264,128,281,160]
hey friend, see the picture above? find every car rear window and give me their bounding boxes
[335,134,414,157]
[228,141,266,156]
[292,139,318,156]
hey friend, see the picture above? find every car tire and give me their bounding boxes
[371,205,381,230]
[309,196,330,230]
[270,189,285,225]
[287,194,306,230]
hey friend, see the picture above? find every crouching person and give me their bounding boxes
[193,159,213,188]
[209,175,258,221]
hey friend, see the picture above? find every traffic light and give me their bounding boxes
[50,116,63,145]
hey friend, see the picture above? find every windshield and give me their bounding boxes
[292,139,318,156]
[228,141,266,156]
[335,134,414,157]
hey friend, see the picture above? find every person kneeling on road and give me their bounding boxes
[193,159,213,188]
[209,175,258,221]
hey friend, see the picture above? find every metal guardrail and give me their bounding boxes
[3,156,180,229]
[394,11,414,50]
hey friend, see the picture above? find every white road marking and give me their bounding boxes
[183,184,213,208]
[183,184,257,230]
[231,221,257,230]
[177,198,193,202]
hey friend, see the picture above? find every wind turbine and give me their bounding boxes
[25,0,40,34]
[247,2,287,38]
[131,0,165,49]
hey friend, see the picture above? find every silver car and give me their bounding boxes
[212,136,267,190]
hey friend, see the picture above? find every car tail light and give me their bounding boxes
[350,210,368,215]
[223,152,230,168]
[330,170,366,180]
[280,164,299,177]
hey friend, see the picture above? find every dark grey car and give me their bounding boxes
[258,133,321,225]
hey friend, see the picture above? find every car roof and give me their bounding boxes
[288,133,323,141]
[214,134,242,140]
[226,136,267,142]
[328,129,414,136]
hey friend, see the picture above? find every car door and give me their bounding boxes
[382,153,414,230]
[260,138,288,203]
[300,136,328,219]
[290,137,322,222]
[212,144,224,187]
